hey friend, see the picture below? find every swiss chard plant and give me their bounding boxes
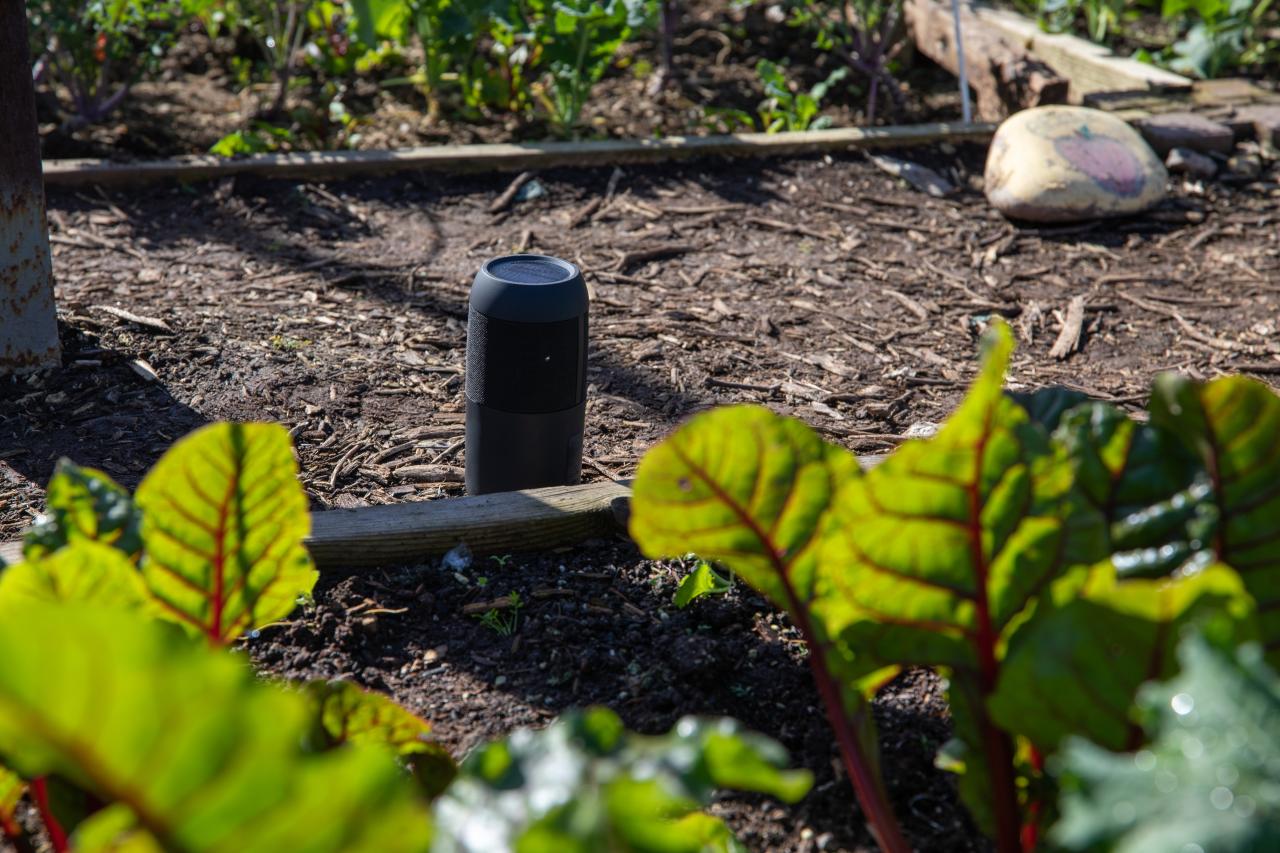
[755,59,848,132]
[0,420,810,851]
[629,321,1280,852]
[27,0,190,128]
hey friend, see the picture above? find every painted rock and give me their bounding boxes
[985,106,1167,223]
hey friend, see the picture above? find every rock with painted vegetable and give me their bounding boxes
[984,105,1167,223]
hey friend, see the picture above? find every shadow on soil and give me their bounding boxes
[251,536,984,852]
[0,321,208,526]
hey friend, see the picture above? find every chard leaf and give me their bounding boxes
[1150,375,1280,663]
[134,422,317,644]
[1054,401,1211,578]
[1052,636,1280,852]
[990,562,1257,753]
[816,322,1107,834]
[0,541,151,610]
[627,404,878,785]
[0,602,432,852]
[23,460,142,561]
[304,679,456,798]
[0,764,22,842]
[432,707,810,853]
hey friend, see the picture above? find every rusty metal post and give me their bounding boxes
[0,0,60,372]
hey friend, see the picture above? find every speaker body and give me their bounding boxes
[465,254,589,495]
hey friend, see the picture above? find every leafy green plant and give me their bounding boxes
[1164,0,1277,78]
[0,602,437,852]
[1032,0,1133,43]
[674,559,734,608]
[755,59,847,132]
[528,0,651,136]
[1053,634,1280,851]
[629,321,1279,852]
[433,707,811,852]
[477,591,524,636]
[27,0,188,128]
[774,0,905,123]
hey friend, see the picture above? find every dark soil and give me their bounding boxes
[2,143,1278,850]
[35,0,962,161]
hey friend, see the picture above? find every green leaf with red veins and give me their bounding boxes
[23,459,143,561]
[628,405,911,852]
[0,541,151,611]
[989,561,1257,754]
[1053,401,1211,579]
[134,422,317,645]
[304,680,456,799]
[0,765,22,845]
[1150,374,1280,663]
[815,322,1108,843]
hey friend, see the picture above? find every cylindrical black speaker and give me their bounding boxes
[465,254,589,495]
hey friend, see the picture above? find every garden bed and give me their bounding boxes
[2,145,1279,850]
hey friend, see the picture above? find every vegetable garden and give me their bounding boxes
[2,1,1280,852]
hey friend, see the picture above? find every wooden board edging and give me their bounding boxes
[971,3,1191,100]
[0,455,888,573]
[41,123,997,188]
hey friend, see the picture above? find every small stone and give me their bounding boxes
[1135,112,1235,155]
[985,106,1167,223]
[136,268,162,284]
[869,154,956,198]
[1229,105,1280,147]
[1227,153,1263,179]
[1166,147,1217,179]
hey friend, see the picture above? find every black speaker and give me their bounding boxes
[465,254,589,495]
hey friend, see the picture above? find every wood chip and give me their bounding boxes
[393,464,465,484]
[884,288,933,320]
[1049,295,1086,360]
[489,170,534,213]
[128,358,159,382]
[94,304,173,334]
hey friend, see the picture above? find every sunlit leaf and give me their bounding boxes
[304,679,456,798]
[1151,375,1280,663]
[673,560,733,608]
[816,322,1107,834]
[0,764,22,844]
[990,562,1257,752]
[23,460,142,561]
[134,422,317,644]
[0,603,432,852]
[0,541,151,611]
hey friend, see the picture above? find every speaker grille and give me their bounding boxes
[466,307,587,413]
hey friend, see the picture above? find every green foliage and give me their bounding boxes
[0,602,436,851]
[0,766,22,842]
[755,60,847,132]
[673,560,734,608]
[27,0,191,127]
[23,459,143,561]
[1053,635,1280,852]
[210,123,298,156]
[432,707,811,852]
[630,321,1280,851]
[773,0,904,123]
[1023,0,1277,78]
[0,540,152,610]
[134,422,318,644]
[304,679,457,798]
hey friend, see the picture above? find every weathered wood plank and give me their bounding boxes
[40,124,997,188]
[906,0,1069,121]
[0,455,889,572]
[971,3,1191,100]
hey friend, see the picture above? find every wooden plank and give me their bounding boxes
[905,0,1069,121]
[0,455,889,572]
[971,3,1191,101]
[307,480,631,569]
[40,123,997,188]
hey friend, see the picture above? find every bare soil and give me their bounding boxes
[3,146,1279,851]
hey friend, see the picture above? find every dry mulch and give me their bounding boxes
[2,145,1278,851]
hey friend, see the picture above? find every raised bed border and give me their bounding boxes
[40,123,997,188]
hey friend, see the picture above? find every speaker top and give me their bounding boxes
[470,254,589,323]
